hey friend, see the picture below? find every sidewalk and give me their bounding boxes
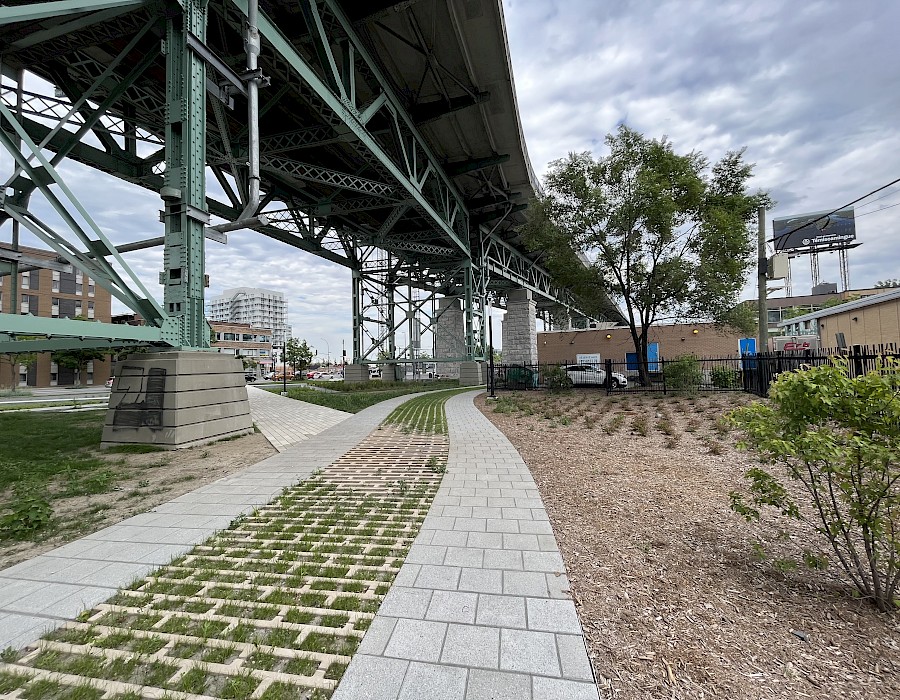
[0,390,360,650]
[333,392,600,700]
[0,389,600,700]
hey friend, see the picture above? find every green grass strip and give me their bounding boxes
[381,388,478,434]
[280,381,464,414]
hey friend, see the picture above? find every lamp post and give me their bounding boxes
[320,337,330,367]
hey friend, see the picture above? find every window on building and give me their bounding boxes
[87,300,95,319]
[87,277,95,296]
[20,271,29,290]
[52,297,60,317]
[52,270,60,292]
[86,361,94,385]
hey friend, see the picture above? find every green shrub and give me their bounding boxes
[543,365,571,394]
[0,482,52,540]
[710,365,740,389]
[729,357,900,612]
[665,355,702,393]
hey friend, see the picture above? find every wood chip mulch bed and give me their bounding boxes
[476,391,900,700]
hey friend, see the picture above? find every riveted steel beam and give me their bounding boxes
[0,0,146,26]
[230,0,470,256]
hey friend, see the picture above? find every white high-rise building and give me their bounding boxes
[207,287,293,349]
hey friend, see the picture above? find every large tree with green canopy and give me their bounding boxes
[525,125,769,385]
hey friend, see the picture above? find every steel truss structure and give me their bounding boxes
[0,0,593,363]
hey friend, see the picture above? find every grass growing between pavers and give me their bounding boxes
[381,387,477,434]
[277,380,465,414]
[1,420,452,698]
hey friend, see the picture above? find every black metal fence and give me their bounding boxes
[491,346,900,397]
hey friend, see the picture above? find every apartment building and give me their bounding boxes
[206,287,292,351]
[0,245,113,388]
[210,321,274,376]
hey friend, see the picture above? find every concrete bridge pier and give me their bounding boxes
[502,288,538,365]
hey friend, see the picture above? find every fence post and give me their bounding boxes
[605,359,612,395]
[662,358,667,395]
[852,345,863,378]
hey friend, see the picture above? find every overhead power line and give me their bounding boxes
[769,175,900,245]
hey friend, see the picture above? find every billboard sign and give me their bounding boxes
[772,207,856,252]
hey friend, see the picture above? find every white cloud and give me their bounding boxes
[507,0,900,294]
[4,0,899,357]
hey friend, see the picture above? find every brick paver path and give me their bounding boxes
[333,391,600,700]
[246,384,349,451]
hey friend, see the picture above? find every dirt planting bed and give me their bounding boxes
[477,391,900,700]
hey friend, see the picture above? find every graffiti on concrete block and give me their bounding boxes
[112,365,166,429]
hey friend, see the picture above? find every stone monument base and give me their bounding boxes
[102,351,253,450]
[459,361,486,387]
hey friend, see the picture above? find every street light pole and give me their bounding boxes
[757,206,769,354]
[320,337,330,367]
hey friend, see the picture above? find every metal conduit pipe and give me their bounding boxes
[208,0,268,233]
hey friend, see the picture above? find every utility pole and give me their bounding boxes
[757,206,769,353]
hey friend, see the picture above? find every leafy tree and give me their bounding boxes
[525,125,770,385]
[729,358,900,612]
[284,338,314,375]
[875,279,900,288]
[52,347,107,388]
[50,316,108,388]
[1,336,39,392]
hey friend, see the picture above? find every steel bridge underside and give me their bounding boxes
[0,0,588,362]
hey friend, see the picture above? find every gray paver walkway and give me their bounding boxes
[246,384,349,451]
[0,391,405,650]
[333,391,600,700]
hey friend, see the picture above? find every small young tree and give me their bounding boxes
[52,347,107,388]
[729,358,900,612]
[284,338,314,376]
[1,344,38,392]
[525,125,770,385]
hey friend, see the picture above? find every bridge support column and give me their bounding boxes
[103,1,250,447]
[502,289,537,365]
[435,297,464,378]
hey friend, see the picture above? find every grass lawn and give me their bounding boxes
[0,411,109,492]
[278,380,467,413]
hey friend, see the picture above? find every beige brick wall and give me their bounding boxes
[537,322,747,365]
[816,298,900,349]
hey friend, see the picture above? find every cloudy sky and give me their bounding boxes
[4,0,899,357]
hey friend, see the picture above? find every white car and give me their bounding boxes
[563,364,628,389]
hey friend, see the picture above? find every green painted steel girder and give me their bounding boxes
[0,313,163,347]
[231,0,470,258]
[445,154,511,177]
[160,0,210,349]
[0,0,146,26]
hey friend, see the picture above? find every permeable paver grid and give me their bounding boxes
[0,424,448,699]
[0,391,412,652]
[333,392,601,700]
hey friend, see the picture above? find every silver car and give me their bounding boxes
[563,364,628,389]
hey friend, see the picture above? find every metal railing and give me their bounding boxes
[490,346,900,397]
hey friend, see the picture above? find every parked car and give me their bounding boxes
[563,364,628,389]
[245,374,256,382]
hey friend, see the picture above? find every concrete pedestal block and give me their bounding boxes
[344,364,369,382]
[459,361,485,386]
[102,351,253,449]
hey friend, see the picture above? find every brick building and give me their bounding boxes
[0,245,113,388]
[778,288,900,349]
[538,322,748,366]
[210,321,274,377]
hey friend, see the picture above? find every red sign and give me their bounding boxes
[782,341,812,350]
